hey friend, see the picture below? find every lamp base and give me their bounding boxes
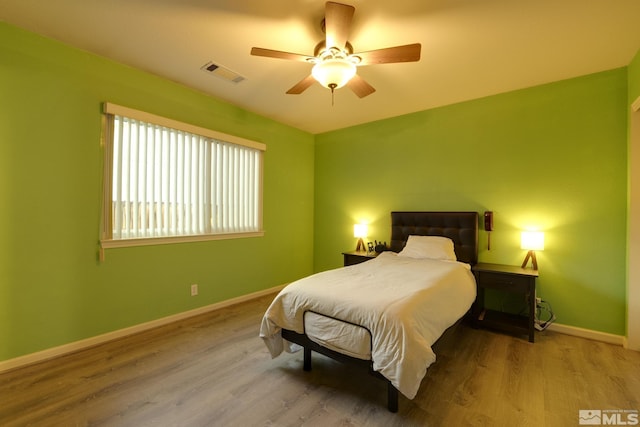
[356,238,365,252]
[521,250,538,270]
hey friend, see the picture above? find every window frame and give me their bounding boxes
[100,103,265,251]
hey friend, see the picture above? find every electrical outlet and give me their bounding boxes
[536,297,542,304]
[190,284,198,296]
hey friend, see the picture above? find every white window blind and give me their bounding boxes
[101,103,265,249]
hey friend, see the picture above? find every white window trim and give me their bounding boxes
[100,231,265,249]
[100,103,265,256]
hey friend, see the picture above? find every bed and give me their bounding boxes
[260,211,479,412]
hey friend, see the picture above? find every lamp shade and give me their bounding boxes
[354,224,368,238]
[521,231,544,251]
[312,59,356,89]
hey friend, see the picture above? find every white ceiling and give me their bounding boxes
[2,0,639,134]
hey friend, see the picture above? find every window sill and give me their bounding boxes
[100,231,265,250]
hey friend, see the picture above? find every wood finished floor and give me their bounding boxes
[1,293,639,427]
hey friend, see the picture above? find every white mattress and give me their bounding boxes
[260,251,476,399]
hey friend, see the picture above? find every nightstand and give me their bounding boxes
[342,251,378,266]
[472,263,538,342]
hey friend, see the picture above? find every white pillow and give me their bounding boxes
[397,235,457,261]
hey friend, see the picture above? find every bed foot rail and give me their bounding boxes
[282,330,400,412]
[387,382,398,412]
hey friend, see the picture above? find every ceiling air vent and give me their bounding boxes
[200,61,246,84]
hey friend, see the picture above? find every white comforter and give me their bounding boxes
[260,251,476,399]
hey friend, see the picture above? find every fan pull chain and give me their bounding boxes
[329,83,337,106]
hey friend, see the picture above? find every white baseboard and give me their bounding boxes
[0,284,285,374]
[547,322,625,346]
[2,291,630,374]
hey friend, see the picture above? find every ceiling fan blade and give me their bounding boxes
[347,74,376,98]
[354,43,422,66]
[250,47,312,62]
[325,2,355,50]
[286,75,317,94]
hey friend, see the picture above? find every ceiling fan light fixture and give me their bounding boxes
[250,2,420,99]
[311,58,356,90]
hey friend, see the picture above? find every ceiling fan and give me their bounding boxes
[250,1,421,100]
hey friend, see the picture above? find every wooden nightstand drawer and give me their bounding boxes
[476,271,531,291]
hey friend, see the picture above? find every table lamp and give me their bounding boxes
[521,231,544,270]
[354,224,367,252]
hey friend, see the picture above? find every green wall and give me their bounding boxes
[0,23,315,361]
[315,69,628,335]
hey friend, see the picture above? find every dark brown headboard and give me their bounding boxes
[390,212,479,265]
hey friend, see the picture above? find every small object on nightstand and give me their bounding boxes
[342,250,378,266]
[367,241,375,253]
[472,263,538,342]
[374,240,388,253]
